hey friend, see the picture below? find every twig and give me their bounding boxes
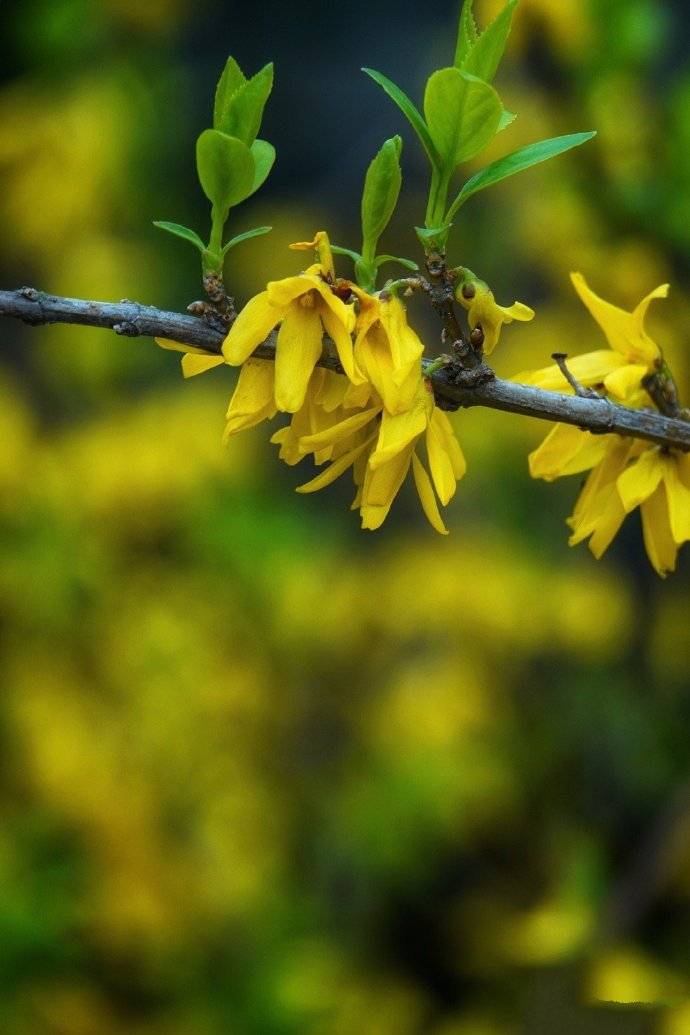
[2,286,690,451]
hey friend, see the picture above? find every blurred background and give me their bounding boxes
[1,0,690,1032]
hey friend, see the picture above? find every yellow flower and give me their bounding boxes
[296,377,466,534]
[270,367,373,466]
[349,288,424,414]
[529,423,690,576]
[456,276,534,355]
[154,337,226,378]
[222,358,277,443]
[616,446,690,576]
[223,240,362,413]
[515,273,669,402]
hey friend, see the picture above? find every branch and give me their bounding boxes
[2,286,689,451]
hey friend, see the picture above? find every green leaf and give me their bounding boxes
[374,254,418,271]
[196,129,256,212]
[222,225,272,255]
[213,56,247,131]
[497,108,516,132]
[454,0,479,68]
[362,67,440,167]
[415,222,453,252]
[446,131,597,219]
[214,63,274,146]
[361,136,403,261]
[153,221,206,252]
[331,245,363,262]
[424,67,503,168]
[246,139,276,197]
[461,0,518,83]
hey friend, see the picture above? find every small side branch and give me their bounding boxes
[2,286,689,451]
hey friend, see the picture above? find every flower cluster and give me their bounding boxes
[159,233,475,532]
[517,273,690,575]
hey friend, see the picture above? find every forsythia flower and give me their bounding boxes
[156,232,469,535]
[516,272,668,402]
[222,261,360,413]
[296,377,466,534]
[523,274,689,575]
[349,287,424,414]
[456,274,534,355]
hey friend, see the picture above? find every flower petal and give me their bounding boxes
[426,410,465,504]
[181,353,226,377]
[298,405,381,452]
[223,291,282,365]
[661,452,690,544]
[411,451,449,534]
[529,424,611,481]
[641,484,677,576]
[296,433,377,493]
[514,351,624,391]
[570,271,666,365]
[603,363,648,400]
[274,305,324,412]
[616,448,664,512]
[266,274,320,308]
[319,303,362,385]
[369,380,433,469]
[223,358,277,438]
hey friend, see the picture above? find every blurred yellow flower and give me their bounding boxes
[456,276,534,355]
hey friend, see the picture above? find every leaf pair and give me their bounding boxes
[196,130,274,215]
[197,59,275,218]
[155,56,276,267]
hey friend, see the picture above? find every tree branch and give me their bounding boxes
[2,286,689,451]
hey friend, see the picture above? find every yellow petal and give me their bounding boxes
[296,433,376,494]
[223,291,281,365]
[274,305,324,412]
[298,405,381,452]
[514,351,624,391]
[411,451,449,534]
[426,411,465,504]
[223,358,277,438]
[379,297,424,382]
[616,448,664,512]
[567,438,636,542]
[570,271,666,365]
[466,287,534,356]
[362,446,412,509]
[369,379,433,469]
[181,353,225,378]
[528,424,605,481]
[641,484,677,576]
[586,489,627,559]
[661,452,690,544]
[266,273,320,308]
[603,363,648,400]
[155,336,213,356]
[289,230,336,279]
[355,322,401,413]
[431,410,467,480]
[319,302,362,385]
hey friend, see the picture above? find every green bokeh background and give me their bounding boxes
[1,2,689,1033]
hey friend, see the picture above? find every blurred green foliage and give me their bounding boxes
[1,1,690,1033]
